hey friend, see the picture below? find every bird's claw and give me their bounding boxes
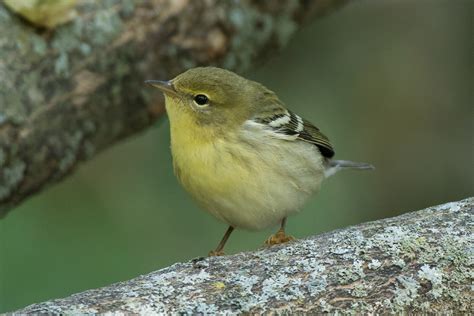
[264,230,295,246]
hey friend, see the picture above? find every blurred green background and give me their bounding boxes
[1,0,472,312]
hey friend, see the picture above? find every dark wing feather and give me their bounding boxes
[250,86,335,158]
[297,117,334,158]
[253,109,335,158]
[280,111,334,158]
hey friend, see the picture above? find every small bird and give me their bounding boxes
[146,67,373,256]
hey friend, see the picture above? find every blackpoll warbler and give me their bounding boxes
[146,67,373,256]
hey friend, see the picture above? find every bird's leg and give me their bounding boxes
[265,217,295,246]
[208,226,234,256]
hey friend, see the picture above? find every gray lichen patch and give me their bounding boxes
[0,159,26,200]
[223,3,299,72]
[393,275,420,308]
[418,265,443,298]
[368,259,382,270]
[14,198,474,314]
[49,130,84,174]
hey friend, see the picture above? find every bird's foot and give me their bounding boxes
[264,230,295,246]
[208,250,225,257]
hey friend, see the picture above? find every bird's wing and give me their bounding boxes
[251,105,335,158]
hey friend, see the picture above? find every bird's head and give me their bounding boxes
[146,67,259,129]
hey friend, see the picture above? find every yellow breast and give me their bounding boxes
[165,98,324,230]
[165,98,242,203]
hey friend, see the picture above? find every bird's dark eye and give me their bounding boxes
[193,94,209,106]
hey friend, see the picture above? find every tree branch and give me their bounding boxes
[0,0,348,217]
[12,198,473,314]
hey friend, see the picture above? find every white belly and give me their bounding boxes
[172,125,326,231]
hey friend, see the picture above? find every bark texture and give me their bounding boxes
[0,0,348,217]
[12,198,473,314]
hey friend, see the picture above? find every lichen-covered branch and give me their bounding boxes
[12,198,473,314]
[0,0,348,217]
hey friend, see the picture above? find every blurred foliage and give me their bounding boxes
[1,0,472,312]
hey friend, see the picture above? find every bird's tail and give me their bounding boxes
[324,159,375,178]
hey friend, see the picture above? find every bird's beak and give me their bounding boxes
[145,80,177,96]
